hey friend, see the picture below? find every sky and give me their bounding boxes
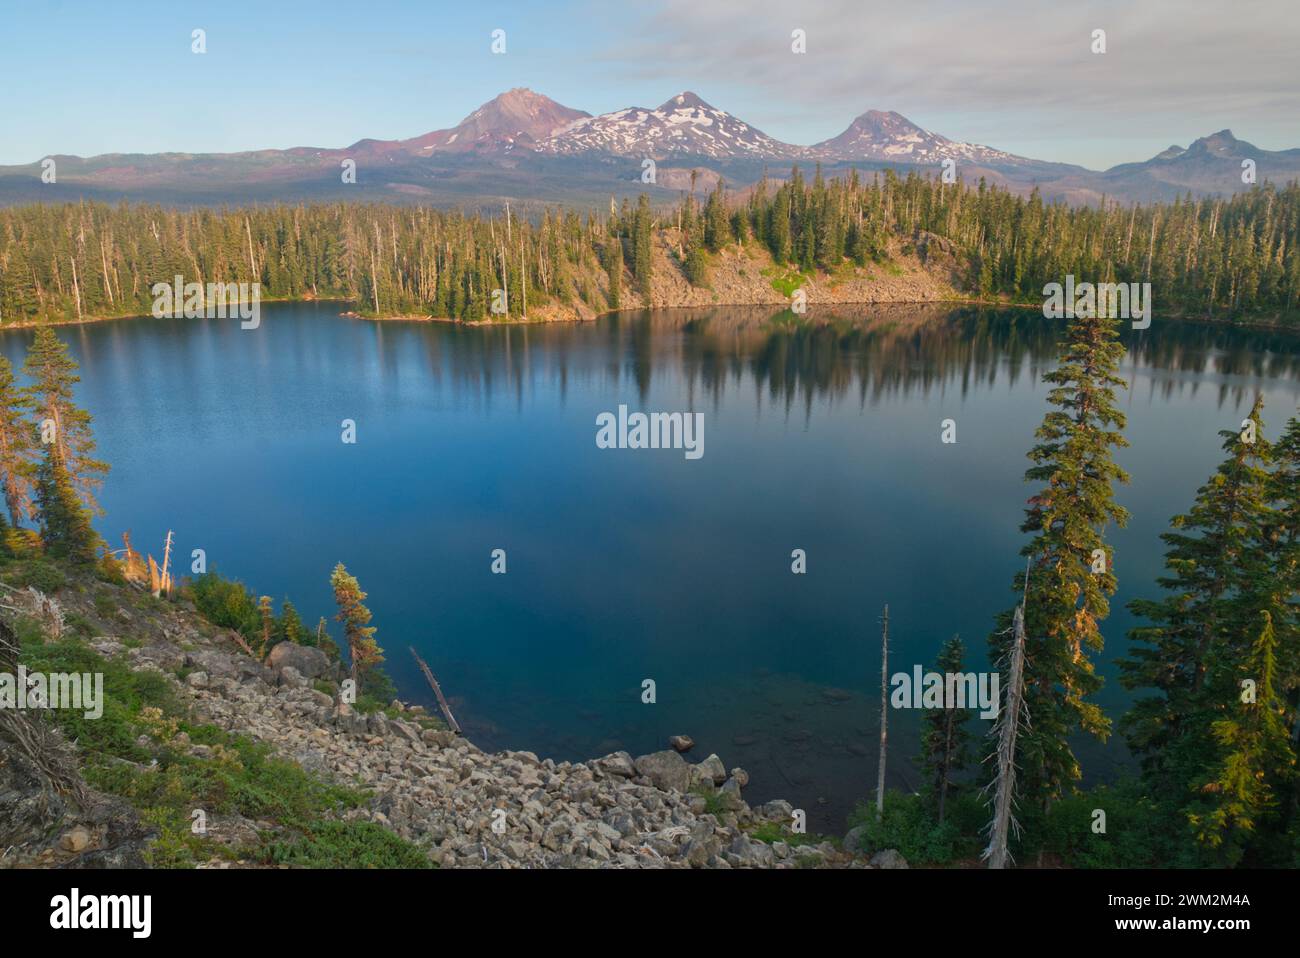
[1,0,1297,169]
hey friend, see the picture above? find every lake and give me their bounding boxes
[4,303,1298,832]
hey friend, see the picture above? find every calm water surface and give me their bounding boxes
[4,303,1298,831]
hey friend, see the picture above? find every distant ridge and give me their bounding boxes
[2,88,1297,208]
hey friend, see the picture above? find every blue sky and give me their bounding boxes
[2,0,1296,169]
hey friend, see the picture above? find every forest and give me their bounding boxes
[1,170,1299,326]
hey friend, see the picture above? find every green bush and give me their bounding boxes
[845,791,983,866]
[263,821,433,869]
[188,571,260,636]
[18,559,67,594]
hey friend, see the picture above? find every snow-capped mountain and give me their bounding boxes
[809,110,1018,165]
[5,88,1295,207]
[344,88,590,158]
[540,92,801,160]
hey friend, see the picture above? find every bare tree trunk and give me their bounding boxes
[876,604,889,820]
[985,604,1028,869]
[69,258,82,319]
[410,646,462,734]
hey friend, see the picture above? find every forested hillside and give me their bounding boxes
[1,171,1298,327]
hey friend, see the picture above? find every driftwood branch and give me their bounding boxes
[410,646,461,734]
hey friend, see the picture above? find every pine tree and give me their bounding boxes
[919,635,973,824]
[331,562,383,692]
[23,327,108,511]
[1189,612,1295,862]
[1121,398,1273,793]
[0,355,36,529]
[279,598,310,646]
[257,595,274,657]
[632,194,653,303]
[603,234,622,310]
[990,311,1130,802]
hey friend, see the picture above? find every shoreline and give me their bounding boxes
[7,295,1294,334]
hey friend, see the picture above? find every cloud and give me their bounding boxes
[598,0,1300,165]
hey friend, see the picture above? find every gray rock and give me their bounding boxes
[184,650,238,679]
[389,719,423,745]
[729,767,749,788]
[594,751,637,778]
[718,777,746,811]
[265,641,331,680]
[278,665,309,689]
[184,670,209,689]
[669,735,695,753]
[421,728,457,748]
[728,834,775,867]
[697,753,727,786]
[756,799,794,821]
[633,750,692,792]
[870,848,909,869]
[843,825,868,855]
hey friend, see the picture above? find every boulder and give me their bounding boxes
[632,750,692,792]
[728,834,775,868]
[756,799,794,822]
[265,641,331,680]
[729,767,750,788]
[870,848,910,869]
[718,777,746,811]
[593,751,637,778]
[843,825,868,855]
[278,665,309,689]
[184,650,238,679]
[668,735,695,753]
[696,753,727,786]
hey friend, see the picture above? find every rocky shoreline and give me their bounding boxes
[3,580,896,869]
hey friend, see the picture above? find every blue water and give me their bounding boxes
[4,303,1298,831]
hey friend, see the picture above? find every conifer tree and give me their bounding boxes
[1121,398,1273,794]
[919,635,973,824]
[278,598,309,646]
[990,310,1130,802]
[331,562,383,691]
[0,354,36,529]
[23,328,108,562]
[1189,612,1295,862]
[257,595,274,657]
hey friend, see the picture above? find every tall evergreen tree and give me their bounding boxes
[919,635,973,824]
[990,311,1130,802]
[0,354,36,529]
[1190,612,1295,862]
[24,329,107,562]
[1121,399,1273,789]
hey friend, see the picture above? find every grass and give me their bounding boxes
[767,268,809,297]
[689,785,728,817]
[14,594,434,869]
[745,819,831,848]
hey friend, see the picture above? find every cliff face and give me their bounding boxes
[412,228,969,327]
[1,571,879,869]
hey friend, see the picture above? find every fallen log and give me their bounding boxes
[409,646,461,735]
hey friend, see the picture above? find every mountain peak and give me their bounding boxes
[659,91,714,112]
[811,108,1016,165]
[397,89,589,154]
[1186,129,1244,157]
